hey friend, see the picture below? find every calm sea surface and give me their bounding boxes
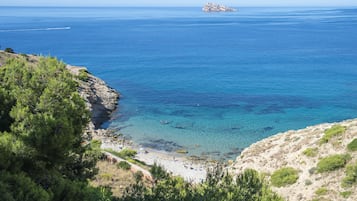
[1,7,357,159]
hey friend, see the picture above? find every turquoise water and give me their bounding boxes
[1,7,357,159]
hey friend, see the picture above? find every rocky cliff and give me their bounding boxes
[66,65,120,139]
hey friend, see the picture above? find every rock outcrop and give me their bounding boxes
[66,65,120,139]
[202,3,236,12]
[231,119,357,201]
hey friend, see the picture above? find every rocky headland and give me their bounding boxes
[202,3,236,12]
[231,119,357,201]
[66,65,119,139]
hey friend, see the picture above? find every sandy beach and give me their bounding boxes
[101,139,207,183]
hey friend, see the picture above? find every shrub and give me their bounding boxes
[305,179,312,186]
[320,125,346,144]
[347,139,357,151]
[315,187,328,196]
[342,162,357,187]
[303,147,318,157]
[317,154,351,173]
[78,69,89,81]
[133,171,144,182]
[90,139,101,150]
[4,48,14,53]
[340,191,352,198]
[119,149,137,158]
[116,161,131,170]
[270,167,299,187]
[105,148,137,159]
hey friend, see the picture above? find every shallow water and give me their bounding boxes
[1,7,357,160]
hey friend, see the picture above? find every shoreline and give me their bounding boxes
[101,140,208,183]
[71,64,209,182]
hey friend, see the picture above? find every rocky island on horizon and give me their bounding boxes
[202,2,237,12]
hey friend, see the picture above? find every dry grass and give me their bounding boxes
[90,160,137,198]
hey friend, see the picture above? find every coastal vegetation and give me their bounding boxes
[342,162,357,187]
[320,125,346,144]
[316,154,351,173]
[303,147,318,157]
[117,161,131,170]
[120,164,283,201]
[0,55,109,201]
[347,139,357,151]
[270,167,299,187]
[4,47,14,53]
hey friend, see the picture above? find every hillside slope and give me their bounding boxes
[232,119,357,201]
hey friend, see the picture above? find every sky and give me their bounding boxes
[0,0,356,7]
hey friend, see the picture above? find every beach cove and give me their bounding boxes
[1,6,357,160]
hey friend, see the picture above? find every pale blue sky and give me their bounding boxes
[1,0,356,7]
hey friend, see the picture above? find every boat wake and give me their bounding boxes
[0,27,71,32]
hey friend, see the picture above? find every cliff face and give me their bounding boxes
[232,119,357,201]
[66,65,120,139]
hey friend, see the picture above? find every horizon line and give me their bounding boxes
[1,5,357,8]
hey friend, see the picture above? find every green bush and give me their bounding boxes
[347,139,357,151]
[116,161,131,170]
[342,162,357,187]
[105,148,137,159]
[303,147,318,157]
[4,48,14,53]
[133,171,144,182]
[320,125,346,144]
[340,191,352,198]
[270,167,299,187]
[78,69,89,81]
[315,187,328,196]
[119,148,137,158]
[317,154,351,173]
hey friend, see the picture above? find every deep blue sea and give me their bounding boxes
[1,7,357,160]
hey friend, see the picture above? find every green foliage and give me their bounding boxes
[78,69,89,81]
[117,161,131,170]
[106,148,137,159]
[0,171,50,201]
[119,149,137,158]
[303,148,318,157]
[270,167,299,187]
[347,138,357,151]
[317,154,351,173]
[91,139,102,150]
[320,125,346,144]
[150,163,170,183]
[315,187,328,196]
[340,191,352,198]
[120,165,283,201]
[0,56,107,201]
[342,162,357,187]
[4,47,15,53]
[133,171,144,183]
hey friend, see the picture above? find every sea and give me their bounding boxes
[1,7,357,160]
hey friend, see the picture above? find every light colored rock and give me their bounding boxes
[202,3,236,12]
[231,119,357,201]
